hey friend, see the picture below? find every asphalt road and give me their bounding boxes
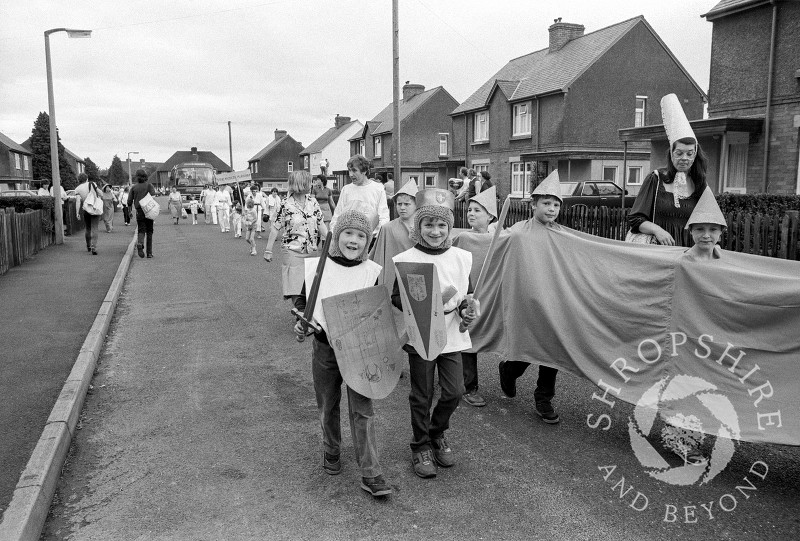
[41,212,800,540]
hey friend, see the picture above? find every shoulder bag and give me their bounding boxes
[82,184,104,216]
[625,173,660,244]
[140,192,161,220]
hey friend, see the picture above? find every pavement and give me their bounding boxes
[0,206,140,540]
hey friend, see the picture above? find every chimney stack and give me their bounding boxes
[548,20,584,52]
[402,82,425,102]
[191,147,198,160]
[334,114,351,128]
[274,129,287,140]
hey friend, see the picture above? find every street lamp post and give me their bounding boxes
[127,151,139,186]
[45,27,91,245]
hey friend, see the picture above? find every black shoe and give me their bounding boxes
[323,452,341,475]
[360,475,392,497]
[411,450,437,478]
[535,401,560,424]
[91,249,98,255]
[87,246,91,252]
[137,244,144,258]
[498,361,517,398]
[146,254,154,258]
[432,435,455,467]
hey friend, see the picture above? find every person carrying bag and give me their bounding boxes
[127,169,158,258]
[74,173,102,254]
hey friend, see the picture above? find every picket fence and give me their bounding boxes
[0,207,53,275]
[453,200,800,261]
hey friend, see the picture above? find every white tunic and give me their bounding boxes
[393,246,473,354]
[303,258,382,335]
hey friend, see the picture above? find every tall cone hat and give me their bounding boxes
[469,185,498,219]
[532,169,562,202]
[661,93,696,148]
[686,187,726,229]
[394,179,419,200]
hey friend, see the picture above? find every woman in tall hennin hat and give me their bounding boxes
[628,94,709,247]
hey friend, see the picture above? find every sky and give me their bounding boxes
[0,0,719,173]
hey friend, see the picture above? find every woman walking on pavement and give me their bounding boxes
[120,185,131,226]
[168,186,182,225]
[74,173,101,255]
[100,184,117,232]
[127,169,157,258]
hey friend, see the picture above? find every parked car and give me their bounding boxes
[558,181,636,210]
[0,189,37,197]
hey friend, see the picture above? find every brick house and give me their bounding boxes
[621,0,799,195]
[156,147,231,189]
[63,147,85,178]
[247,130,304,192]
[0,131,33,190]
[300,115,362,190]
[443,16,705,199]
[347,83,459,190]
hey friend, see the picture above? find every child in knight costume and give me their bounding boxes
[392,188,477,479]
[293,209,392,498]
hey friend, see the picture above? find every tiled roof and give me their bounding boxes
[452,16,644,115]
[368,86,443,136]
[0,131,30,154]
[248,135,293,162]
[63,147,84,163]
[300,120,360,156]
[157,150,231,172]
[702,0,771,19]
[349,121,381,142]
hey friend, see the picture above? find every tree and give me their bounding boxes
[29,111,78,189]
[84,157,101,184]
[108,155,126,186]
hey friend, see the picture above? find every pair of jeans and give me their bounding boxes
[407,350,465,453]
[312,336,381,478]
[502,361,558,404]
[461,351,479,393]
[135,208,154,255]
[82,210,99,250]
[122,206,131,224]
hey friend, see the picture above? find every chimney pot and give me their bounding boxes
[548,21,584,53]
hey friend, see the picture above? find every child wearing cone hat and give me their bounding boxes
[293,208,393,498]
[451,186,499,407]
[370,179,419,293]
[684,187,727,260]
[391,188,477,478]
[497,170,564,424]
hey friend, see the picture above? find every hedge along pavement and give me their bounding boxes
[0,235,136,541]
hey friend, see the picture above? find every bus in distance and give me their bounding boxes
[170,162,215,209]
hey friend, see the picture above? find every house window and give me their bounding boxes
[374,136,382,158]
[409,175,419,186]
[474,111,488,142]
[603,166,618,183]
[724,133,749,193]
[512,103,531,136]
[424,174,436,187]
[627,166,642,185]
[14,153,21,170]
[438,133,449,156]
[634,96,647,127]
[23,155,29,171]
[303,156,309,170]
[359,140,365,156]
[472,163,489,175]
[511,161,532,197]
[251,162,258,174]
[288,161,293,173]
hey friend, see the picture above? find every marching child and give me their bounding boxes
[497,170,563,424]
[369,179,418,293]
[451,186,498,407]
[233,202,244,239]
[392,188,477,479]
[188,195,199,225]
[242,201,256,254]
[293,209,392,498]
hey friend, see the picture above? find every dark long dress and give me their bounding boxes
[628,169,706,247]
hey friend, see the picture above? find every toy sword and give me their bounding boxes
[292,231,333,343]
[459,195,511,333]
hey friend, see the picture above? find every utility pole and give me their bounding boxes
[392,0,400,188]
[228,121,233,171]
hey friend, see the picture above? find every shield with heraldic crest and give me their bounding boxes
[322,285,403,399]
[394,262,446,360]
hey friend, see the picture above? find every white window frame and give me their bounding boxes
[510,159,532,197]
[603,166,618,183]
[627,166,643,185]
[14,153,21,170]
[512,103,531,136]
[23,155,29,171]
[474,111,488,142]
[287,161,293,173]
[438,133,449,156]
[358,140,365,156]
[424,173,436,187]
[374,136,382,158]
[723,132,749,193]
[634,96,647,127]
[409,174,420,186]
[303,156,309,170]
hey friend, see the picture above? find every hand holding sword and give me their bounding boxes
[291,231,333,342]
[459,195,511,333]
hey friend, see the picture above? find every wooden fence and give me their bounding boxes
[453,200,800,261]
[0,208,54,275]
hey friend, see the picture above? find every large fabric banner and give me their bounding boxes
[471,219,800,446]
